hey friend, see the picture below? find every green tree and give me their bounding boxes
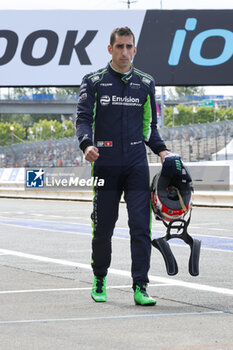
[0,113,35,128]
[29,119,59,141]
[220,107,233,121]
[164,106,173,127]
[164,105,193,126]
[61,120,74,138]
[28,119,74,141]
[175,105,193,125]
[195,106,213,123]
[0,113,62,129]
[164,105,233,126]
[0,122,26,146]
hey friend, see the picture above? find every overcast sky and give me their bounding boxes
[1,0,233,95]
[0,0,233,10]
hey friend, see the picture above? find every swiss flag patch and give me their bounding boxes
[104,141,113,147]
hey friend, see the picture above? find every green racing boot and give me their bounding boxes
[91,276,107,302]
[133,283,156,306]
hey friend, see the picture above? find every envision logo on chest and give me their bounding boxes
[100,95,141,106]
[112,95,140,104]
[100,95,111,105]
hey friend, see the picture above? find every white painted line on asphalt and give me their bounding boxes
[0,283,171,295]
[0,248,233,296]
[31,214,88,220]
[208,228,231,232]
[0,248,92,268]
[192,222,220,226]
[29,213,91,221]
[0,310,232,325]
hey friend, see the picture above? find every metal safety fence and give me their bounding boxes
[0,137,83,168]
[149,120,233,163]
[0,120,233,168]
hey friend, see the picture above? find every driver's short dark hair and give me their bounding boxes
[110,27,135,46]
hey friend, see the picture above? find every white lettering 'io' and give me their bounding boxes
[168,18,233,66]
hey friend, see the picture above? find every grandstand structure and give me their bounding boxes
[149,120,233,163]
[0,120,233,168]
[0,137,83,168]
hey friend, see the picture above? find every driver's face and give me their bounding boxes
[108,34,137,73]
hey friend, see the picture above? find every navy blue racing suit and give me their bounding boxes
[76,62,167,284]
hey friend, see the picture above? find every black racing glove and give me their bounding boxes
[161,155,192,183]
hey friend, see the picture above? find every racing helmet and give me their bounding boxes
[151,171,192,222]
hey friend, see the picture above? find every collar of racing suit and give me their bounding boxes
[108,61,134,84]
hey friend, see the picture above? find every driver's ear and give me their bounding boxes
[108,45,112,55]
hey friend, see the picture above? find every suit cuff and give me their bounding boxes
[80,139,93,153]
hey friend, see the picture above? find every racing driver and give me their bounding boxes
[76,26,170,306]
